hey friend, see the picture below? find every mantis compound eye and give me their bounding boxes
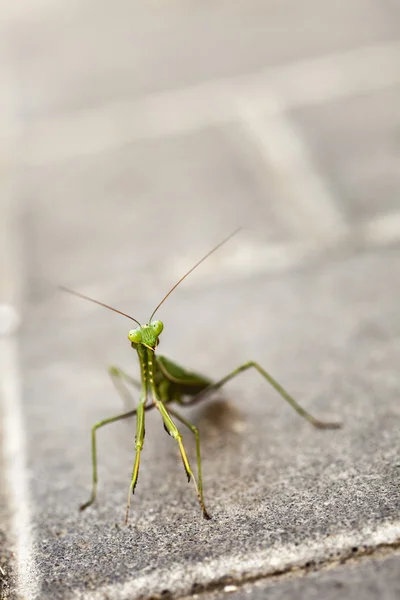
[128,329,142,344]
[151,320,164,336]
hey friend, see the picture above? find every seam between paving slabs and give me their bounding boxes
[74,521,400,600]
[21,41,400,166]
[237,105,348,244]
[175,541,400,600]
[0,178,38,596]
[0,25,42,596]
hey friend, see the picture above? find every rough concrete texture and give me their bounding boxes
[1,1,400,599]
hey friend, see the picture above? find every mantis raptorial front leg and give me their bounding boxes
[107,367,151,522]
[168,407,206,511]
[185,361,341,429]
[153,398,210,519]
[80,409,137,512]
[125,399,146,524]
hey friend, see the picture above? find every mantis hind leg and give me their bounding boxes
[154,398,211,519]
[167,407,207,516]
[185,361,340,429]
[80,409,137,512]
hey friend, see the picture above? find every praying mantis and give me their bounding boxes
[61,230,340,523]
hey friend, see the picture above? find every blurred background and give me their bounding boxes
[1,1,400,597]
[2,0,399,310]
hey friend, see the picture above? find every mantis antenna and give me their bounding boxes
[148,228,241,323]
[60,229,241,326]
[59,286,142,326]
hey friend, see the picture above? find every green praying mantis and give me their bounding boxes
[61,230,340,523]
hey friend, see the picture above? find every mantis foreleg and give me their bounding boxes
[125,400,145,524]
[167,407,206,514]
[153,399,210,519]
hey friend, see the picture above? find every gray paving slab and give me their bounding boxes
[19,238,400,598]
[4,0,398,118]
[199,551,400,600]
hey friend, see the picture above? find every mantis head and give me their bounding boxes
[128,320,164,351]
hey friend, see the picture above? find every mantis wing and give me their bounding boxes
[157,354,212,395]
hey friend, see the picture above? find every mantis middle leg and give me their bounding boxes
[80,408,137,512]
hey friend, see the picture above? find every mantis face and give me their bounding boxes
[128,320,164,351]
